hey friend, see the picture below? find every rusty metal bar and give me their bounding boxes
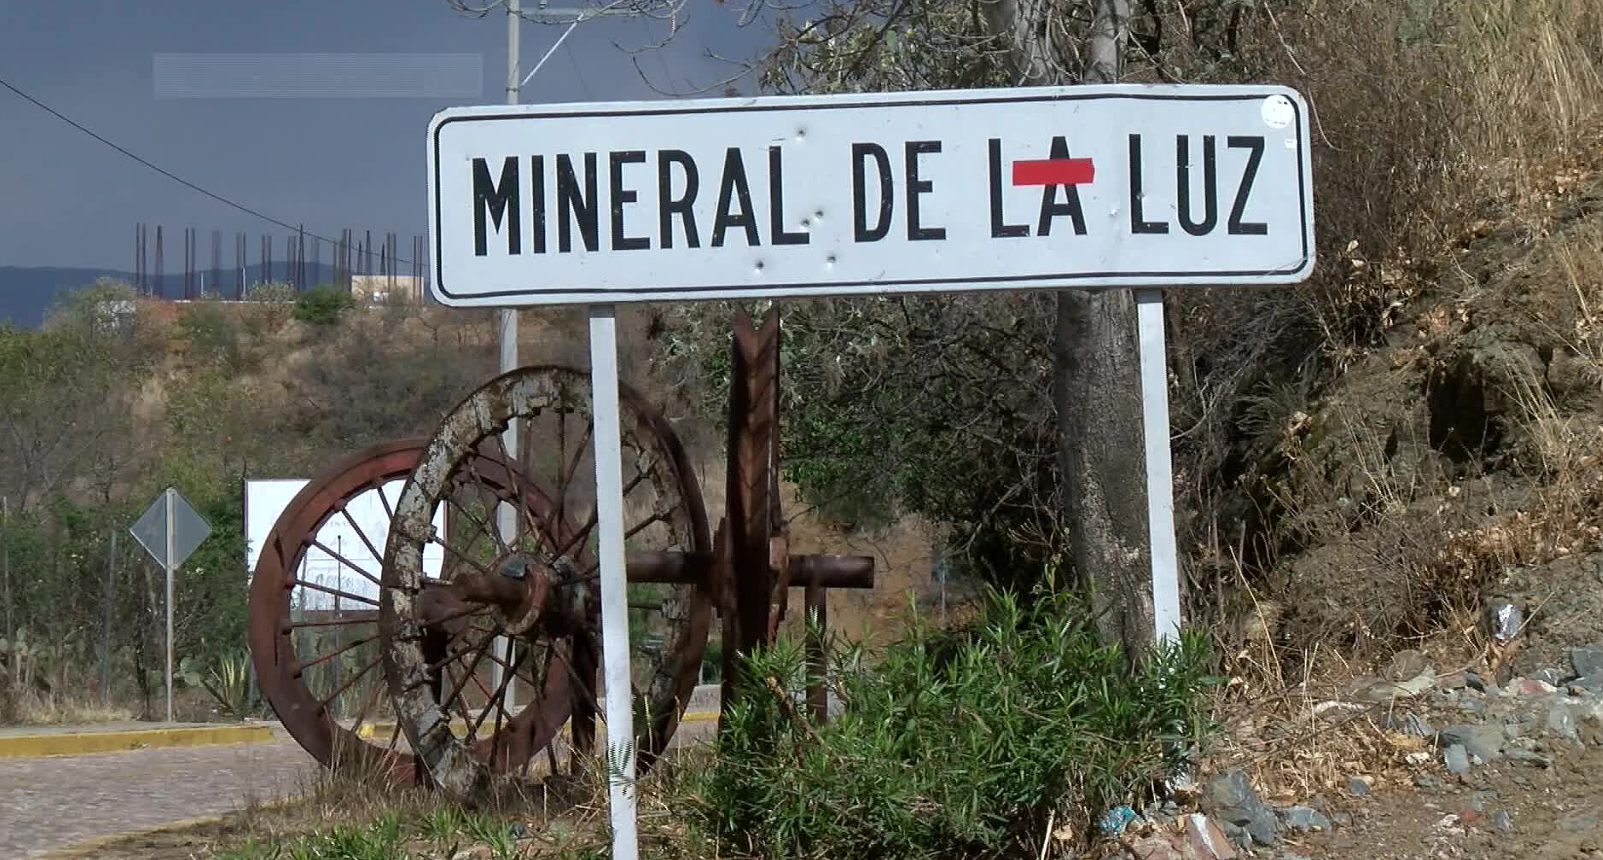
[625,551,873,589]
[806,583,827,722]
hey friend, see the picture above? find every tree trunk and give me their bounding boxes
[140,557,163,717]
[984,0,1156,657]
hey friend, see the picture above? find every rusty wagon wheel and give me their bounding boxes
[247,439,569,784]
[380,365,713,798]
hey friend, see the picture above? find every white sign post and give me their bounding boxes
[427,82,1315,850]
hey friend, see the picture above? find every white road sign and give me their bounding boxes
[427,84,1313,306]
[131,487,211,570]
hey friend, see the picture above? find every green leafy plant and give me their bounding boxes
[466,812,520,860]
[417,806,464,844]
[292,286,356,326]
[180,651,251,719]
[685,573,1220,859]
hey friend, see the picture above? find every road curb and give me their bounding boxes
[0,724,274,759]
[34,795,301,860]
[33,812,230,860]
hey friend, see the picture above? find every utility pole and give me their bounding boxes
[483,5,638,857]
[489,0,523,718]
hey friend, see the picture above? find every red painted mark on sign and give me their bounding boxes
[1011,158,1095,186]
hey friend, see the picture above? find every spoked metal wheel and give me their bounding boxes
[380,366,713,798]
[248,440,570,784]
[247,440,433,782]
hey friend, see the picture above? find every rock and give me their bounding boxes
[1466,672,1497,693]
[1131,835,1185,860]
[1572,645,1603,679]
[1218,821,1248,847]
[1533,668,1564,686]
[1505,678,1560,697]
[1458,697,1490,716]
[1415,773,1440,789]
[1386,649,1432,681]
[1504,748,1554,768]
[1100,805,1139,836]
[1444,743,1472,775]
[1581,714,1603,746]
[1547,702,1580,742]
[1572,675,1603,694]
[1485,601,1522,642]
[1181,814,1237,860]
[1492,810,1514,834]
[1203,770,1279,847]
[1380,711,1436,737]
[1558,811,1599,833]
[1277,806,1332,832]
[1439,724,1504,762]
[1350,669,1436,702]
[1346,776,1372,796]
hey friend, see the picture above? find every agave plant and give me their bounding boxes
[182,651,251,720]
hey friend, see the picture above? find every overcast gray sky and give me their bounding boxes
[0,0,770,270]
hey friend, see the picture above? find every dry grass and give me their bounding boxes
[1450,0,1603,216]
[1,687,135,726]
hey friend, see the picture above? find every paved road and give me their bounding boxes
[0,690,733,859]
[0,732,315,859]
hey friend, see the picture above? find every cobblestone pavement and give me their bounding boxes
[0,734,315,859]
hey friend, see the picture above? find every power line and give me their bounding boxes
[0,74,417,266]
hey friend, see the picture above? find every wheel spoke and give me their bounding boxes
[487,435,532,547]
[551,640,600,715]
[287,611,377,630]
[292,578,378,607]
[320,653,379,711]
[482,647,542,691]
[467,647,526,743]
[444,494,497,555]
[552,509,598,564]
[296,633,377,676]
[625,509,668,542]
[460,460,512,555]
[309,539,382,590]
[556,418,595,532]
[345,667,388,739]
[435,536,498,580]
[373,479,396,521]
[440,662,478,725]
[337,506,388,579]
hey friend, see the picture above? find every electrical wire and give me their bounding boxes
[0,74,416,265]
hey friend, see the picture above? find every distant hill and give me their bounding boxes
[0,267,131,327]
[1,263,345,328]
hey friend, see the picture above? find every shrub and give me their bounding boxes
[293,285,356,326]
[685,576,1218,859]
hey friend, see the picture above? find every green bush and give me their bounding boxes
[293,286,356,326]
[686,576,1218,859]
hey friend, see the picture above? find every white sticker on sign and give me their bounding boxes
[427,84,1315,306]
[1261,95,1295,129]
